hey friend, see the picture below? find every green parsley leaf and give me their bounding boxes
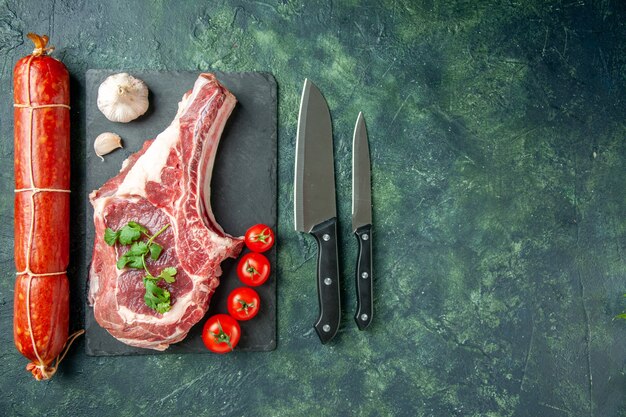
[127,221,149,234]
[126,241,149,256]
[149,242,163,260]
[118,224,142,245]
[155,302,171,314]
[116,256,130,270]
[143,278,171,314]
[116,242,149,270]
[127,255,145,269]
[109,220,176,312]
[104,228,120,246]
[118,254,144,269]
[159,267,177,284]
[144,273,159,281]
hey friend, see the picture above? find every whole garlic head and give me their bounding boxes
[97,73,149,123]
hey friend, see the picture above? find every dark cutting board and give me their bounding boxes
[84,70,277,355]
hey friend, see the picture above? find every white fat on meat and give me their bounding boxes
[116,86,218,198]
[88,74,243,350]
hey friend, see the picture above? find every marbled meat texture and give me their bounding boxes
[88,74,243,350]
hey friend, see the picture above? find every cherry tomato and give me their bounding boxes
[227,287,261,321]
[244,224,275,253]
[202,314,241,354]
[237,252,271,286]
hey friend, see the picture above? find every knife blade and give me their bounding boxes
[294,79,341,343]
[352,112,373,330]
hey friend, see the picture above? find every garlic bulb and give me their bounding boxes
[97,73,149,123]
[94,132,123,161]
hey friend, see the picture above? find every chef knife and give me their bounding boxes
[352,112,373,330]
[294,79,341,344]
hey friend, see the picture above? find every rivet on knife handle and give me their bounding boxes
[355,224,373,330]
[310,217,341,343]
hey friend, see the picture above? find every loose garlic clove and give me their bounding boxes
[94,132,123,161]
[97,73,149,123]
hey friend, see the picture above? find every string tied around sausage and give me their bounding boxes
[14,103,70,110]
[26,329,85,381]
[27,33,55,57]
[14,41,83,381]
[13,114,72,279]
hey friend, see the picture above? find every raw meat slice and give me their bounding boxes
[88,74,243,350]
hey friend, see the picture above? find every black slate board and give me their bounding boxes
[84,70,277,355]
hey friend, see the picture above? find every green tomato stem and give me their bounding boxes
[214,319,233,350]
[237,298,255,315]
[245,261,260,277]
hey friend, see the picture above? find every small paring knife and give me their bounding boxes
[294,79,341,344]
[352,112,373,330]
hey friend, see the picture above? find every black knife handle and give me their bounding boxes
[310,217,341,344]
[354,224,373,330]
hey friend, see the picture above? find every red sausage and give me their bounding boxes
[13,33,80,380]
